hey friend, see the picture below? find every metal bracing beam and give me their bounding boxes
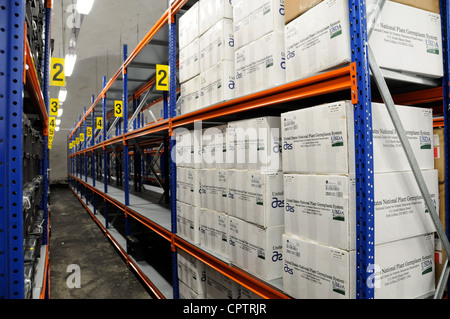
[128,81,156,131]
[368,45,450,299]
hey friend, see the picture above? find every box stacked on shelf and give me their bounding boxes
[284,0,443,83]
[233,0,286,98]
[177,249,207,299]
[280,100,438,299]
[179,0,234,115]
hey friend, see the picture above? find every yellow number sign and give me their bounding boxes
[156,64,169,91]
[114,100,123,118]
[50,99,59,117]
[50,58,65,87]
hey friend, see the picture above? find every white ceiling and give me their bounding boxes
[49,0,169,181]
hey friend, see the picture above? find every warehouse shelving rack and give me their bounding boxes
[67,0,450,299]
[0,0,51,299]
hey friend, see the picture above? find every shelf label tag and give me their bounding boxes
[87,127,92,137]
[50,98,59,116]
[114,100,123,117]
[76,137,80,145]
[97,117,103,130]
[80,133,85,142]
[49,117,56,129]
[50,57,66,87]
[156,64,169,91]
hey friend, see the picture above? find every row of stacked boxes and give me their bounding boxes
[178,0,443,116]
[175,97,443,298]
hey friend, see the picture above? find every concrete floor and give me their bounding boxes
[49,184,152,299]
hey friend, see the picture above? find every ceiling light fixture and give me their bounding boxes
[55,126,60,132]
[76,0,95,15]
[65,49,77,77]
[58,87,67,103]
[57,108,64,117]
[56,119,61,126]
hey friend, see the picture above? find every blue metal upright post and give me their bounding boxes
[91,95,96,187]
[123,44,130,206]
[439,0,450,295]
[102,76,108,194]
[0,0,25,299]
[349,0,375,299]
[168,7,179,299]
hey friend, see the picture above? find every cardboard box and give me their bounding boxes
[199,60,235,109]
[433,127,447,287]
[174,129,202,168]
[283,233,435,299]
[228,216,284,281]
[235,31,286,98]
[239,285,264,299]
[228,170,284,227]
[199,0,233,36]
[199,18,235,73]
[206,266,240,299]
[199,208,229,258]
[177,249,207,295]
[176,167,199,206]
[201,124,228,169]
[179,38,200,84]
[199,169,228,213]
[284,170,438,250]
[233,0,285,50]
[179,280,206,299]
[177,200,200,244]
[179,1,199,50]
[391,0,440,13]
[284,0,443,82]
[227,116,282,171]
[179,75,200,115]
[284,0,323,24]
[281,101,434,174]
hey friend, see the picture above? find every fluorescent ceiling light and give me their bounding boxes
[57,108,64,117]
[77,0,95,15]
[56,119,61,126]
[58,87,67,102]
[65,50,77,77]
[55,126,60,132]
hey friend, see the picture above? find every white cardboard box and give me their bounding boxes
[179,75,200,115]
[235,31,286,98]
[179,280,206,299]
[282,233,435,299]
[284,0,443,82]
[200,18,235,73]
[199,60,235,109]
[206,266,240,299]
[199,208,229,258]
[199,0,233,36]
[233,0,285,50]
[199,169,228,213]
[201,124,228,169]
[177,249,207,295]
[174,129,202,168]
[281,100,434,174]
[284,170,438,250]
[176,167,200,206]
[176,200,200,244]
[179,1,199,50]
[179,38,200,84]
[227,116,282,171]
[228,170,284,227]
[228,216,284,281]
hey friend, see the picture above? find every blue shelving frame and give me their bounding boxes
[66,0,450,299]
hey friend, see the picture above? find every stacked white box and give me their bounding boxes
[227,116,282,171]
[179,1,199,51]
[179,280,206,299]
[284,0,443,82]
[282,233,435,299]
[233,0,285,50]
[281,101,434,174]
[177,200,200,244]
[199,0,233,36]
[283,171,438,250]
[206,266,240,299]
[201,124,228,169]
[235,31,286,98]
[176,166,200,206]
[228,169,284,227]
[199,60,235,109]
[199,169,228,213]
[179,38,200,84]
[179,76,200,116]
[174,129,202,168]
[228,216,284,281]
[177,249,207,296]
[199,208,229,258]
[200,18,235,73]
